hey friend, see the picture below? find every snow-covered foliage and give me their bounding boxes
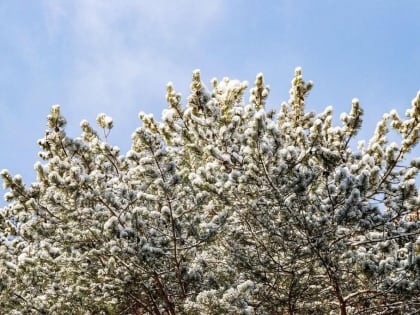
[1,68,419,314]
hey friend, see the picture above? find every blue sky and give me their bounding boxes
[1,1,419,205]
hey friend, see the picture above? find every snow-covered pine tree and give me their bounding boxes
[0,68,419,314]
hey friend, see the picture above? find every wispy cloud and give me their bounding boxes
[41,0,225,128]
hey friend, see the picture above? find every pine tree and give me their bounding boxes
[1,68,419,314]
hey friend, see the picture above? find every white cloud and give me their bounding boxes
[40,0,225,140]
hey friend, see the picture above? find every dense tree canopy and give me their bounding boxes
[1,68,419,314]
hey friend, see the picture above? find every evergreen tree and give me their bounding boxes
[1,68,419,314]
